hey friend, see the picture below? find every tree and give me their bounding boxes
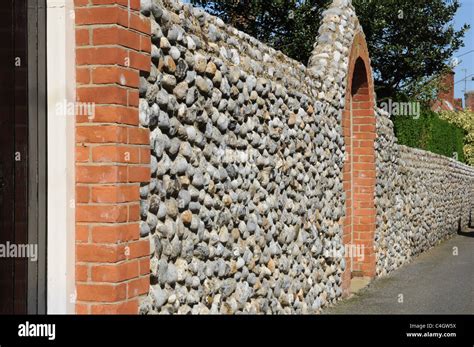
[190,0,469,100]
[190,0,332,63]
[354,0,469,100]
[439,109,474,165]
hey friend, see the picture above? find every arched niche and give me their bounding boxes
[341,31,376,296]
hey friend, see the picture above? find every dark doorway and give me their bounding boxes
[0,0,46,314]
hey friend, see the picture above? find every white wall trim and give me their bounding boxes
[46,0,75,314]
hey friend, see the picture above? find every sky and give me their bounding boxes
[453,0,474,103]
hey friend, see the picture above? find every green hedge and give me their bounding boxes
[392,108,466,163]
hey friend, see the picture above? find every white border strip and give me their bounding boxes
[46,0,75,314]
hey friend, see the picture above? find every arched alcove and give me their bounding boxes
[341,32,376,296]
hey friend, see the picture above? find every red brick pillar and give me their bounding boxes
[342,32,376,295]
[74,0,151,314]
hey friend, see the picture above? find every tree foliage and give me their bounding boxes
[354,0,469,100]
[392,107,466,163]
[439,110,474,165]
[190,0,469,99]
[190,0,332,63]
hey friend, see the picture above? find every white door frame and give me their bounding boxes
[46,0,76,314]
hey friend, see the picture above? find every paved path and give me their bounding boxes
[324,229,474,314]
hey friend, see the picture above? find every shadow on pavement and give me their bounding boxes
[457,229,474,238]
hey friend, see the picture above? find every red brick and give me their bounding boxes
[358,155,375,163]
[353,147,374,156]
[128,166,150,183]
[357,230,376,240]
[92,145,140,163]
[91,223,139,243]
[91,261,139,282]
[77,283,127,302]
[140,34,151,53]
[128,50,150,72]
[127,239,149,259]
[90,0,140,11]
[353,177,376,187]
[128,203,140,221]
[91,66,139,88]
[127,276,150,297]
[76,204,129,223]
[352,101,374,109]
[76,67,90,85]
[92,26,141,51]
[76,243,127,263]
[139,147,151,164]
[354,200,374,209]
[74,0,89,7]
[355,215,376,225]
[91,185,139,203]
[127,127,149,144]
[354,140,375,148]
[77,85,128,106]
[353,162,375,170]
[76,46,128,67]
[76,264,89,281]
[352,109,375,118]
[76,146,90,162]
[88,105,139,125]
[76,303,90,314]
[128,89,139,107]
[76,224,90,242]
[139,257,150,276]
[76,125,128,143]
[76,28,90,46]
[358,124,376,133]
[353,208,375,217]
[130,11,151,34]
[76,165,128,183]
[90,299,138,314]
[75,7,123,26]
[76,185,90,203]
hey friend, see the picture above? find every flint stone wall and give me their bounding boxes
[138,0,361,314]
[137,0,474,314]
[375,109,474,276]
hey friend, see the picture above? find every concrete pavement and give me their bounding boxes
[324,229,474,314]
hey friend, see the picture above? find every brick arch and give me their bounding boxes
[341,31,376,295]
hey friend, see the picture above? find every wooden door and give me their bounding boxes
[0,0,46,314]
